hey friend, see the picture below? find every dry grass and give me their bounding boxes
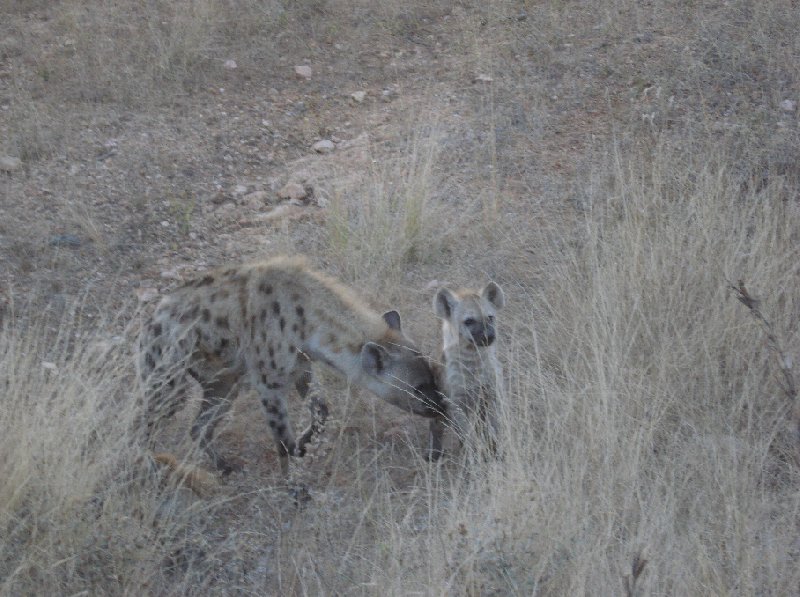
[1,0,799,594]
[2,138,798,594]
[326,122,458,282]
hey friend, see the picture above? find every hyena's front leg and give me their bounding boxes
[292,359,329,455]
[254,374,300,477]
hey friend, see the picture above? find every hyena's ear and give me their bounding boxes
[382,310,402,332]
[433,288,458,319]
[481,281,505,310]
[361,342,389,375]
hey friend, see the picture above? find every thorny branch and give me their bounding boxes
[728,279,799,447]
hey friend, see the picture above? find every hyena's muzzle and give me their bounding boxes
[466,319,496,347]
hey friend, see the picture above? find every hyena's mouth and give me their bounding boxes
[473,334,495,347]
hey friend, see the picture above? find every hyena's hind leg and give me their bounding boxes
[138,356,192,447]
[137,319,200,446]
[292,353,329,456]
[188,366,242,475]
[428,418,446,462]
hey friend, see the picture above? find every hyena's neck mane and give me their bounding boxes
[247,257,392,376]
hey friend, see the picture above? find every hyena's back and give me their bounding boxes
[138,257,330,461]
[138,255,442,477]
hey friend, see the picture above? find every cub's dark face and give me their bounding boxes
[433,282,505,349]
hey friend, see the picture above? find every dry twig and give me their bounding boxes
[728,279,799,445]
[622,548,649,597]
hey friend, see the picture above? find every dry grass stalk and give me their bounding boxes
[622,548,649,597]
[152,452,220,497]
[729,279,799,446]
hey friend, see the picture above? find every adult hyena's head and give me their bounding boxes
[433,282,505,349]
[358,311,445,418]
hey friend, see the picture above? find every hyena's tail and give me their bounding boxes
[152,452,220,497]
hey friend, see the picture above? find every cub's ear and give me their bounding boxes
[361,342,389,375]
[433,288,458,319]
[382,310,402,332]
[481,281,505,310]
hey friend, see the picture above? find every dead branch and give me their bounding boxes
[728,279,799,447]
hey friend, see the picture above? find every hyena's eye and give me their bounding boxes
[464,318,476,326]
[487,315,495,323]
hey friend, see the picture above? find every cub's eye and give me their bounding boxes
[464,318,476,326]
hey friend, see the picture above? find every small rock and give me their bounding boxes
[42,361,58,372]
[253,204,303,224]
[424,279,440,291]
[294,65,312,79]
[136,287,159,303]
[160,220,170,227]
[381,88,397,102]
[277,183,308,202]
[244,190,271,206]
[780,99,797,112]
[0,156,22,172]
[234,184,248,195]
[223,59,238,69]
[49,234,82,248]
[351,91,366,103]
[474,74,493,83]
[160,268,183,281]
[312,139,335,154]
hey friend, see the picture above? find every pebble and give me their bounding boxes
[160,268,182,280]
[294,65,312,79]
[244,190,271,206]
[0,156,21,172]
[49,234,82,248]
[312,139,335,153]
[223,59,238,69]
[780,99,796,112]
[136,287,159,303]
[351,91,366,103]
[474,74,493,83]
[277,183,308,202]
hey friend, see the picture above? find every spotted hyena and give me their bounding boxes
[138,256,445,476]
[428,282,505,460]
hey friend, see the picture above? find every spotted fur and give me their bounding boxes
[138,255,445,476]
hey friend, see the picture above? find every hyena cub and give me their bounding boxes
[428,282,505,460]
[138,256,445,477]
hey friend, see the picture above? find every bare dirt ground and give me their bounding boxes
[2,1,799,595]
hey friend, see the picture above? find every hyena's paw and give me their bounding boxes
[426,448,444,462]
[208,450,245,476]
[288,483,312,506]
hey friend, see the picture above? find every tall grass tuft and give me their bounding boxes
[326,124,454,282]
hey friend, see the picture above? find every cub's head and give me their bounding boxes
[433,282,505,349]
[358,310,445,418]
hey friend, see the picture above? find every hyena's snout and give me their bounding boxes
[415,382,447,417]
[469,323,495,347]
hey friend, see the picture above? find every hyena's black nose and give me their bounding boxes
[416,383,446,415]
[473,327,495,346]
